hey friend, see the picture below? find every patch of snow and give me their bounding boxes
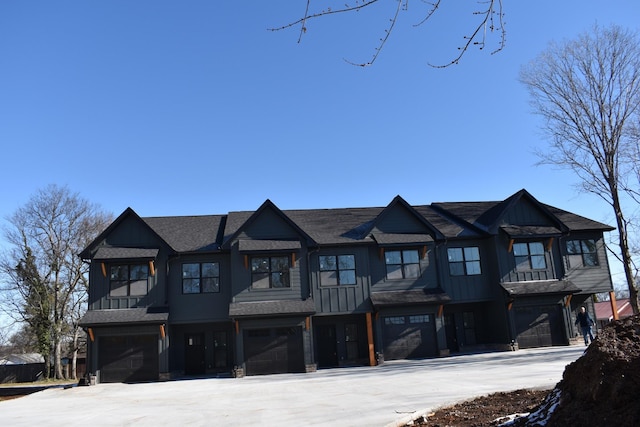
[499,388,561,426]
[494,413,530,425]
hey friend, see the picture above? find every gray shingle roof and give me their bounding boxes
[370,233,433,245]
[79,307,169,326]
[87,190,613,259]
[370,289,451,308]
[143,215,224,252]
[238,239,302,252]
[228,299,316,318]
[544,205,614,232]
[500,225,562,238]
[94,247,159,260]
[500,280,580,296]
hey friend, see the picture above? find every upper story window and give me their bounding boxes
[319,255,356,286]
[513,242,546,270]
[385,249,420,280]
[182,262,220,294]
[567,239,599,268]
[251,256,290,289]
[109,263,149,297]
[447,247,482,276]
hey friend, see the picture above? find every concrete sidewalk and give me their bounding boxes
[0,346,585,427]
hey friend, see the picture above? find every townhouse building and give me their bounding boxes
[79,189,614,382]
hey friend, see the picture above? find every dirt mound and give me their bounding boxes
[540,314,640,426]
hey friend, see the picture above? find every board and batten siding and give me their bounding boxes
[439,241,494,302]
[168,254,231,323]
[229,240,307,303]
[88,249,165,311]
[312,247,370,314]
[369,244,438,292]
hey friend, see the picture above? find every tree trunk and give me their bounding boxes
[43,354,50,380]
[53,323,64,379]
[70,326,80,380]
[611,185,639,314]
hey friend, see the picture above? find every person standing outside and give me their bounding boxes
[575,306,595,345]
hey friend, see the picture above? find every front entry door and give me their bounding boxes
[185,333,205,375]
[316,325,338,368]
[444,313,459,353]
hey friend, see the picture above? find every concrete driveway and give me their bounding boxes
[0,345,584,427]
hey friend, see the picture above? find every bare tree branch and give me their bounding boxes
[271,0,506,67]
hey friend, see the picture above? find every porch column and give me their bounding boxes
[366,312,376,366]
[609,291,619,320]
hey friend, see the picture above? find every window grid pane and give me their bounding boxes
[182,262,220,294]
[513,242,546,270]
[339,270,356,285]
[448,247,481,276]
[251,256,290,288]
[566,239,599,268]
[385,249,420,279]
[320,270,338,286]
[109,263,149,297]
[319,255,356,286]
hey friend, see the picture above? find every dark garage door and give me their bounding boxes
[98,335,159,383]
[515,305,565,349]
[382,314,437,360]
[244,327,305,376]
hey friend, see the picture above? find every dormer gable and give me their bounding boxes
[79,207,169,260]
[477,189,568,237]
[221,199,316,250]
[363,195,445,245]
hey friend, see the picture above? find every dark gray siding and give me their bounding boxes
[563,233,613,294]
[240,208,300,240]
[104,215,163,248]
[229,241,308,302]
[88,215,169,310]
[373,206,428,233]
[168,254,231,323]
[503,198,554,226]
[438,240,494,302]
[312,247,370,314]
[498,233,557,283]
[369,244,438,292]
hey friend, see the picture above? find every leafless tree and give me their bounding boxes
[0,184,112,379]
[271,0,506,66]
[520,24,640,314]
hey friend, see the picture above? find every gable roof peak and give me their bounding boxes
[79,207,168,259]
[357,195,444,241]
[487,188,568,233]
[221,199,317,248]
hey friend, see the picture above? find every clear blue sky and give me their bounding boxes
[0,1,638,288]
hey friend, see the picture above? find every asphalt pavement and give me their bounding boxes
[0,345,585,427]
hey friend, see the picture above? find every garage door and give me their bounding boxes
[244,327,304,376]
[98,335,159,383]
[382,314,437,360]
[515,305,565,349]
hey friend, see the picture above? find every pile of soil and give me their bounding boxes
[415,314,640,426]
[543,313,640,426]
